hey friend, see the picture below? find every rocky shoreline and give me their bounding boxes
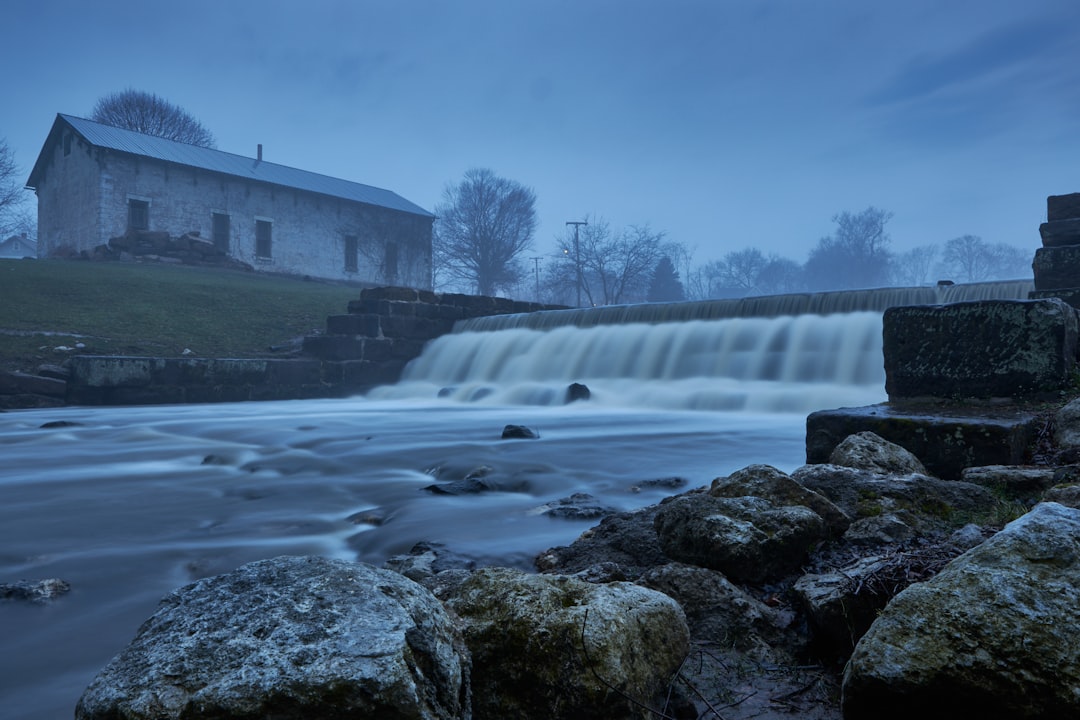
[41,420,1080,719]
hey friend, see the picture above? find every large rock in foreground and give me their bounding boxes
[441,567,688,720]
[883,298,1078,400]
[842,502,1080,719]
[76,556,470,720]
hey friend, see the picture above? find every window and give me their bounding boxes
[212,213,230,252]
[344,235,358,272]
[255,219,272,259]
[63,133,72,156]
[128,199,149,231]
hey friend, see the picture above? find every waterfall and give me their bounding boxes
[373,279,1034,413]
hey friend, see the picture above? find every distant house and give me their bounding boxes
[0,233,37,258]
[26,114,434,287]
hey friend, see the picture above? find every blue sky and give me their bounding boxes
[3,0,1079,264]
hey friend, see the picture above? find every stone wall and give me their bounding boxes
[55,287,564,406]
[65,357,330,406]
[304,286,565,392]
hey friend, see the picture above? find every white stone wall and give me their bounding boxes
[34,131,102,256]
[36,141,433,288]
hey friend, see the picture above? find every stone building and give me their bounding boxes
[26,114,433,287]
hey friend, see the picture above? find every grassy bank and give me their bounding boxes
[0,259,363,374]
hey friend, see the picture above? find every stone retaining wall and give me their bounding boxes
[45,287,564,407]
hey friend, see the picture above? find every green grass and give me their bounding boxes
[0,259,364,373]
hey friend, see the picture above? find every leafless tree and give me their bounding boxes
[91,90,216,147]
[434,168,537,296]
[891,244,939,286]
[939,235,1030,282]
[549,218,675,305]
[0,139,31,238]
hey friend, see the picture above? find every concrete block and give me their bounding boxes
[883,299,1078,399]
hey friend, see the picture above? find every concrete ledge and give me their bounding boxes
[806,403,1041,480]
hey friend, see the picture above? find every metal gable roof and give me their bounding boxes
[33,114,433,218]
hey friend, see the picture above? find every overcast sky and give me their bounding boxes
[4,0,1079,265]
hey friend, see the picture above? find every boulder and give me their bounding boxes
[882,299,1079,399]
[75,556,470,720]
[653,493,826,583]
[440,567,688,720]
[1042,483,1080,508]
[793,555,893,658]
[828,432,927,476]
[842,502,1080,719]
[535,505,671,580]
[1055,395,1080,448]
[959,464,1059,502]
[792,464,1000,534]
[639,562,788,653]
[710,463,850,536]
[529,492,616,520]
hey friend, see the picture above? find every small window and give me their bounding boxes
[128,199,149,231]
[344,235,358,272]
[255,219,272,259]
[63,133,73,156]
[212,213,230,252]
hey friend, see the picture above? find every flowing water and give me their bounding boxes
[0,280,1032,718]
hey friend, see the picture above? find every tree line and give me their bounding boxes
[433,170,1033,305]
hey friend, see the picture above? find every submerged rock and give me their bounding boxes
[75,556,470,720]
[501,424,538,439]
[843,502,1080,719]
[440,567,688,720]
[565,382,591,403]
[0,578,70,604]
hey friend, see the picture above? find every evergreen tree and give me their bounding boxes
[647,256,685,302]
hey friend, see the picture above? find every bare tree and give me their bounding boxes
[718,248,769,292]
[891,244,939,286]
[939,235,1030,282]
[91,89,216,147]
[0,139,31,238]
[434,168,537,296]
[551,219,675,305]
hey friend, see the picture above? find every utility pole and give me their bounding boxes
[530,256,542,302]
[565,220,587,307]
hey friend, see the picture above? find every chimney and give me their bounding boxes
[257,144,263,162]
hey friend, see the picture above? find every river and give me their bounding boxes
[0,299,950,718]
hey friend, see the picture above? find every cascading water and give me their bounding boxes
[378,313,887,412]
[375,279,1034,413]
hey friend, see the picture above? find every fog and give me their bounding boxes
[5,0,1080,261]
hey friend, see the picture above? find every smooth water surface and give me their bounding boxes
[1,397,809,719]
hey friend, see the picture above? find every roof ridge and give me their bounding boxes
[49,114,432,218]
